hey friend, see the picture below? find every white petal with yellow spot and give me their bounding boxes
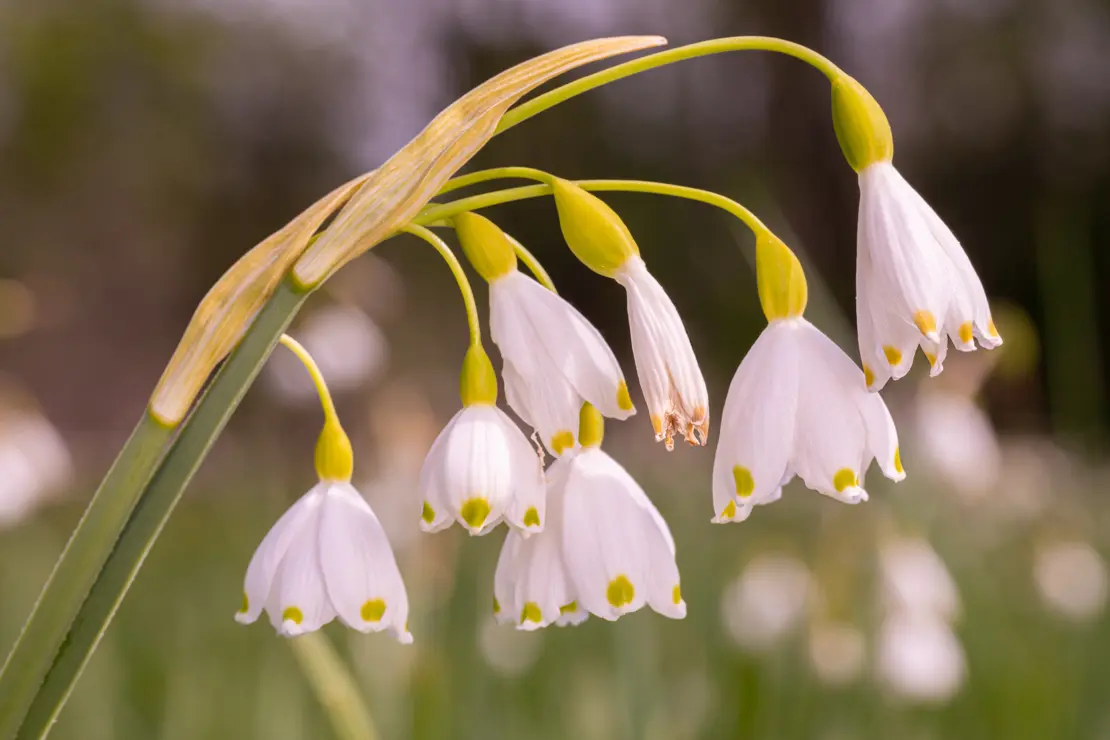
[856,162,1001,391]
[713,318,904,523]
[236,481,412,643]
[419,404,545,536]
[489,270,635,456]
[614,256,709,450]
[493,448,684,628]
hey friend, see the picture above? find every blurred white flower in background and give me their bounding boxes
[877,611,966,703]
[880,537,961,621]
[478,618,544,677]
[876,537,966,702]
[0,401,73,527]
[808,621,866,687]
[721,553,812,652]
[913,391,1001,499]
[266,304,388,406]
[1034,541,1108,623]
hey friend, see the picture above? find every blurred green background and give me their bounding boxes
[3,0,1110,737]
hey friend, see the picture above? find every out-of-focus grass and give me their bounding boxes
[3,467,1110,740]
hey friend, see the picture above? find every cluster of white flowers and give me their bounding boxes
[233,101,1001,643]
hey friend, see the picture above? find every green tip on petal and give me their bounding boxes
[460,497,491,530]
[523,506,541,528]
[606,575,635,608]
[521,602,543,623]
[361,598,386,622]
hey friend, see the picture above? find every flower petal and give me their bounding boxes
[417,418,456,533]
[237,483,325,625]
[496,272,635,420]
[798,320,905,483]
[615,257,709,448]
[712,321,799,521]
[501,360,580,457]
[858,162,951,340]
[561,449,654,620]
[268,495,336,637]
[790,321,872,504]
[318,483,412,643]
[496,407,548,535]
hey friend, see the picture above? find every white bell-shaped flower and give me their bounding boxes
[856,162,1002,390]
[419,404,545,536]
[712,317,904,523]
[419,345,546,536]
[493,404,685,628]
[614,256,709,450]
[489,269,635,457]
[236,481,412,642]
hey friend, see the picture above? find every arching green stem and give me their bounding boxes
[415,179,770,239]
[495,37,843,136]
[402,224,482,346]
[437,166,553,196]
[506,234,557,293]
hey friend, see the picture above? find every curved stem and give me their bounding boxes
[437,166,552,196]
[290,632,378,740]
[401,224,482,346]
[506,234,557,293]
[414,179,769,239]
[277,334,339,424]
[495,37,842,136]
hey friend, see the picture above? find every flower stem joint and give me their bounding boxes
[453,212,518,282]
[755,230,808,322]
[551,178,640,276]
[830,74,894,172]
[315,418,354,483]
[460,344,499,406]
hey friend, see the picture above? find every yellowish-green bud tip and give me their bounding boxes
[578,402,604,448]
[551,178,640,277]
[460,344,498,406]
[831,74,894,172]
[315,418,354,482]
[453,211,518,282]
[755,230,808,322]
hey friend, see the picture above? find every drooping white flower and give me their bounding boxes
[913,390,1001,499]
[236,481,411,642]
[808,621,866,687]
[419,404,545,536]
[720,553,812,652]
[493,405,685,629]
[856,162,1002,390]
[489,269,635,456]
[877,611,966,703]
[880,538,961,622]
[613,256,709,450]
[1034,541,1109,623]
[712,317,904,523]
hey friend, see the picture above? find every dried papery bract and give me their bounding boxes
[291,36,666,289]
[148,36,664,427]
[149,174,370,426]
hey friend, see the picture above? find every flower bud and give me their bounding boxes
[831,74,893,172]
[460,344,498,406]
[755,230,808,321]
[551,178,639,277]
[453,212,518,281]
[315,417,354,482]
